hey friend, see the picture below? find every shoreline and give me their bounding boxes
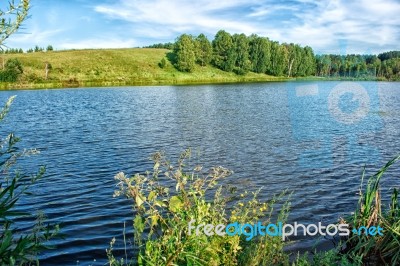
[0,76,395,91]
[1,48,396,91]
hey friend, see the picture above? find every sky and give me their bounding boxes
[3,0,400,54]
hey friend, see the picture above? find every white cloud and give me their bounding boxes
[287,0,400,53]
[6,27,63,47]
[94,0,400,54]
[248,3,299,18]
[95,0,259,35]
[7,0,399,53]
[58,38,137,50]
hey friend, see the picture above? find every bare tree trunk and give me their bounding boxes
[288,59,294,77]
[45,62,49,80]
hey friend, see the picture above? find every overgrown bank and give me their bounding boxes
[2,46,398,91]
[108,150,400,266]
[0,48,288,90]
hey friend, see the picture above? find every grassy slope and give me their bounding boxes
[0,48,287,90]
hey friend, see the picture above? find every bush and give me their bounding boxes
[0,58,23,82]
[108,149,291,266]
[0,96,58,265]
[158,58,167,69]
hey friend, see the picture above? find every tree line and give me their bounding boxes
[1,45,54,54]
[316,54,400,79]
[144,42,174,50]
[154,30,399,80]
[171,30,316,77]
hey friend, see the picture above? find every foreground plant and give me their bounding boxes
[0,97,58,265]
[337,155,400,265]
[109,149,291,266]
[0,0,30,46]
[296,155,400,266]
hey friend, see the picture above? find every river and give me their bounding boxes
[1,81,399,265]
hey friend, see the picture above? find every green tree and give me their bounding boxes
[195,33,212,67]
[285,43,301,77]
[231,33,251,75]
[302,46,316,76]
[249,35,271,74]
[269,42,287,76]
[174,34,196,72]
[316,54,331,76]
[212,30,234,71]
[46,45,54,51]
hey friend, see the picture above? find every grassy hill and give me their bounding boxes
[0,48,287,90]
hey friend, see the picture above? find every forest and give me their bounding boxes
[2,31,399,86]
[170,30,400,80]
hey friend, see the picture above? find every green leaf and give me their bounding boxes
[135,194,145,207]
[134,215,145,234]
[150,215,159,227]
[155,200,167,208]
[148,191,157,202]
[169,196,183,213]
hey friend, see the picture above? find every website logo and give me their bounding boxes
[188,220,383,241]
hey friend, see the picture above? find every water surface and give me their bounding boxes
[1,81,399,265]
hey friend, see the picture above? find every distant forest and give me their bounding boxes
[145,30,400,80]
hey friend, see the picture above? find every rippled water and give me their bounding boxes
[1,81,399,265]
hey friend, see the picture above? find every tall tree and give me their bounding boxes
[302,46,316,76]
[174,34,196,72]
[249,35,271,74]
[269,42,287,76]
[231,33,251,74]
[316,55,331,76]
[195,33,212,67]
[285,43,297,77]
[212,30,234,71]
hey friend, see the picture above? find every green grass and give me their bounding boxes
[0,48,288,90]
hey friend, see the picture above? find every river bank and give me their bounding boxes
[1,48,394,90]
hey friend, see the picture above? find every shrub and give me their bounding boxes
[108,149,291,266]
[0,58,23,82]
[158,58,166,69]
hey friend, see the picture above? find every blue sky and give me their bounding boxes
[4,0,400,54]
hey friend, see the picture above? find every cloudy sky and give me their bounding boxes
[4,0,400,54]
